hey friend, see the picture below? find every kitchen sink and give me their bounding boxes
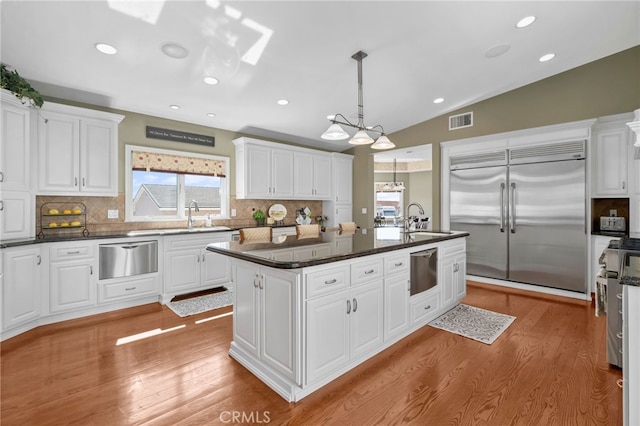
[126,226,231,236]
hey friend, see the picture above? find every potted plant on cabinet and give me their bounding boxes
[1,63,44,107]
[252,209,266,226]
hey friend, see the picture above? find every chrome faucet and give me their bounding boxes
[405,202,425,231]
[187,200,200,228]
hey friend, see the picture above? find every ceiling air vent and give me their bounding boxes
[449,112,473,130]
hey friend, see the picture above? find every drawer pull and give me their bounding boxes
[352,298,358,312]
[125,287,137,291]
[394,262,403,267]
[424,305,431,310]
[0,200,4,211]
[364,269,375,274]
[67,250,81,255]
[324,279,337,285]
[616,331,623,339]
[346,299,351,314]
[616,293,623,299]
[37,255,42,265]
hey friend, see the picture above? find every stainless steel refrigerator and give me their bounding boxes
[449,140,587,293]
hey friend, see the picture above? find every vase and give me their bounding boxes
[256,218,265,226]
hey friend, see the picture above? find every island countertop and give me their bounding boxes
[206,228,469,269]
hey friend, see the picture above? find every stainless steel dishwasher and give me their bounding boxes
[99,240,158,280]
[410,248,437,296]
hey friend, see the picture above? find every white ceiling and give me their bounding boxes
[2,1,639,157]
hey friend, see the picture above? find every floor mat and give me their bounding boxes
[167,289,233,317]
[429,303,515,344]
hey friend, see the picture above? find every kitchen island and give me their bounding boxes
[207,227,468,402]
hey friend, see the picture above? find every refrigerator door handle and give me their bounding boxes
[500,183,506,232]
[510,182,516,233]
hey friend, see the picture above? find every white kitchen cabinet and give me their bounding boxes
[164,233,232,297]
[293,152,333,200]
[233,260,298,381]
[0,191,33,240]
[234,138,294,199]
[383,272,410,341]
[439,238,467,309]
[1,92,35,240]
[2,246,41,331]
[37,102,123,196]
[323,153,354,228]
[1,93,31,192]
[49,242,97,313]
[592,115,632,197]
[293,243,331,261]
[623,284,640,426]
[383,252,410,342]
[305,277,383,385]
[333,155,353,204]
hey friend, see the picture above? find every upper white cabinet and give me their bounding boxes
[592,114,633,197]
[333,155,353,204]
[37,102,124,196]
[293,151,333,199]
[1,92,34,240]
[234,139,294,199]
[322,153,354,228]
[234,137,333,200]
[1,93,31,192]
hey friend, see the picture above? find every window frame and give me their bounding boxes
[125,144,230,222]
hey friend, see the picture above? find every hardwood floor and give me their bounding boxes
[1,282,622,425]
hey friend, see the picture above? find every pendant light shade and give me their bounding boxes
[371,134,395,150]
[349,130,374,145]
[322,50,394,150]
[321,123,350,140]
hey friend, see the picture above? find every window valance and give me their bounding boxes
[132,150,226,177]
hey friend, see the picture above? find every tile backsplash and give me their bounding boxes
[36,195,324,235]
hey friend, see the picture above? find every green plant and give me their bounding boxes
[1,64,44,107]
[252,209,265,220]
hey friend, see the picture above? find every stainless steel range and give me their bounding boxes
[604,237,640,368]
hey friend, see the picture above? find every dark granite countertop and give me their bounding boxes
[0,225,271,249]
[207,228,469,269]
[591,230,628,238]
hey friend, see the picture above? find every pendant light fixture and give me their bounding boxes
[391,158,404,191]
[321,50,395,150]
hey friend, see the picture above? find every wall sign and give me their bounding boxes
[146,126,215,147]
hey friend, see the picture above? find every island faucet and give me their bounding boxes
[187,200,200,228]
[405,202,425,231]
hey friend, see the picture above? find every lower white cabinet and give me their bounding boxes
[49,242,97,313]
[305,278,384,385]
[99,274,159,303]
[383,273,410,341]
[164,234,232,296]
[439,239,467,309]
[2,246,41,330]
[233,260,298,382]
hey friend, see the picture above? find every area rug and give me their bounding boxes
[429,304,515,345]
[167,289,233,318]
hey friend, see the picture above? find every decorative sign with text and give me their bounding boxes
[146,126,215,147]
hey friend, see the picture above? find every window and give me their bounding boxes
[125,145,229,222]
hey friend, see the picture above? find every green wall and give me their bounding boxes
[349,45,640,229]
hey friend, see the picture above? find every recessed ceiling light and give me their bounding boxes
[95,43,117,55]
[203,77,219,85]
[433,98,444,104]
[207,112,216,117]
[169,104,180,110]
[277,99,289,106]
[161,42,189,59]
[539,53,555,62]
[516,16,536,28]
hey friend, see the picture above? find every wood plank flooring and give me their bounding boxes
[1,282,622,425]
